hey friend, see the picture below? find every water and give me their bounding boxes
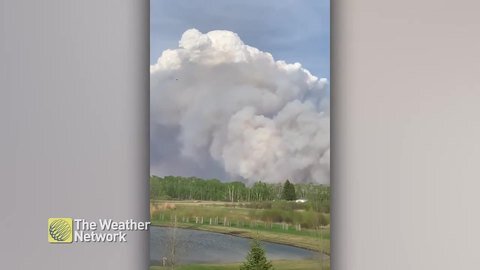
[150,226,320,265]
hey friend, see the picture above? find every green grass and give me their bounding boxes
[152,223,329,254]
[150,201,330,254]
[151,201,330,230]
[149,259,330,270]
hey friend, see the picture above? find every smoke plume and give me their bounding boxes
[150,29,329,184]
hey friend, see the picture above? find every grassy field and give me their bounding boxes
[150,200,330,254]
[149,259,330,270]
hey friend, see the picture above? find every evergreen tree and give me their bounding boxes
[282,180,297,201]
[240,239,274,270]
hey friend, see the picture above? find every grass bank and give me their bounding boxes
[152,223,329,254]
[150,259,329,270]
[150,200,330,254]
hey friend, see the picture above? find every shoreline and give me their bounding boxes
[150,223,330,256]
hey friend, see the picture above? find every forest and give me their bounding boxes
[150,175,330,213]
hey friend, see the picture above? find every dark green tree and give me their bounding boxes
[240,239,274,270]
[282,180,297,201]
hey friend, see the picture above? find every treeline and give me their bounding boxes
[150,175,330,212]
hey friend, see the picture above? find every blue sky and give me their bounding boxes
[150,0,330,80]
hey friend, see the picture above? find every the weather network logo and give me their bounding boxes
[48,218,73,243]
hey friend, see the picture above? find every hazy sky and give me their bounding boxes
[150,0,330,79]
[150,1,330,182]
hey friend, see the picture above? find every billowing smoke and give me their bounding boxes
[150,29,329,184]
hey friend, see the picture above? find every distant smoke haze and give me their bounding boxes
[150,29,329,184]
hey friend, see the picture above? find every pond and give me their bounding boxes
[150,226,321,265]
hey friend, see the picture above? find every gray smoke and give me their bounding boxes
[150,29,329,184]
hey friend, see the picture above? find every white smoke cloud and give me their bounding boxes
[150,29,329,184]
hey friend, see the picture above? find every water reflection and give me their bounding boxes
[150,226,320,265]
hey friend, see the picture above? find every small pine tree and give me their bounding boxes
[240,239,274,270]
[282,180,297,201]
